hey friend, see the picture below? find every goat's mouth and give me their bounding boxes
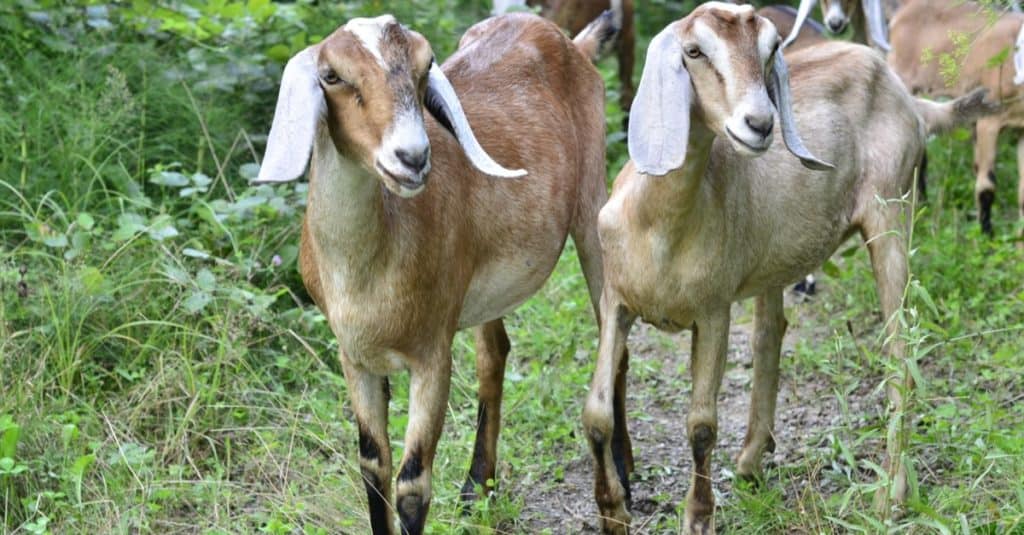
[375,162,427,198]
[726,127,770,155]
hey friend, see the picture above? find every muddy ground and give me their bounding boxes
[511,291,886,534]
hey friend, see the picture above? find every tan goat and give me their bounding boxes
[255,12,616,534]
[581,3,993,533]
[493,0,635,119]
[889,0,1024,237]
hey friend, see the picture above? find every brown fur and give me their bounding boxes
[889,0,1024,237]
[582,4,941,532]
[524,0,636,114]
[296,14,611,534]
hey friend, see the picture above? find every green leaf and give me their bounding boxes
[986,46,1011,69]
[76,212,95,231]
[150,171,190,187]
[69,454,95,504]
[196,268,216,291]
[822,259,841,279]
[0,421,20,458]
[184,291,212,314]
[147,215,179,242]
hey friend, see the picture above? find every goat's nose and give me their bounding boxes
[396,148,429,173]
[745,114,773,138]
[827,19,847,33]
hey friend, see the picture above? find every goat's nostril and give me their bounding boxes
[396,149,429,173]
[745,115,773,138]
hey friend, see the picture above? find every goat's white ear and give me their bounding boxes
[425,63,526,178]
[628,27,691,176]
[1013,0,1023,12]
[783,0,817,49]
[861,0,891,51]
[1014,22,1024,84]
[253,47,324,184]
[767,50,834,171]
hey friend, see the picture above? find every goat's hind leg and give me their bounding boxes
[861,208,912,515]
[736,289,787,482]
[460,319,511,505]
[341,354,395,535]
[974,117,999,235]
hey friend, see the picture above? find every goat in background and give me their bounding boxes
[889,0,1024,239]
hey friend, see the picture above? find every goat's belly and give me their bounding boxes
[457,254,559,328]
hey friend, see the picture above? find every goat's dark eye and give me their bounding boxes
[322,71,341,85]
[684,45,702,59]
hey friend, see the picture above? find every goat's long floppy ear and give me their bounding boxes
[253,47,324,184]
[628,27,691,176]
[1014,22,1024,84]
[862,0,891,51]
[783,0,817,48]
[425,63,526,178]
[767,51,833,170]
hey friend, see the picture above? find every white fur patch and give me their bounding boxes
[824,2,846,28]
[702,1,753,15]
[344,15,397,67]
[693,20,733,93]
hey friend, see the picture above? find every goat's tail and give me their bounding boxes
[573,10,619,63]
[914,87,1001,136]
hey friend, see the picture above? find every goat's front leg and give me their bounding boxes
[583,291,636,535]
[736,289,786,480]
[974,116,1000,236]
[341,355,394,535]
[684,309,730,535]
[396,347,452,535]
[460,319,510,503]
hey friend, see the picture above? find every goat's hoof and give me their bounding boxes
[793,277,816,297]
[597,505,631,534]
[457,478,493,515]
[734,469,764,488]
[683,513,716,535]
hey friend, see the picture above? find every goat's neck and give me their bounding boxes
[640,113,716,236]
[305,131,392,275]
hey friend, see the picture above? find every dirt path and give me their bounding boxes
[513,293,882,533]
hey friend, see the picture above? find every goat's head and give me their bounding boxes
[628,2,832,176]
[785,0,889,50]
[254,15,525,197]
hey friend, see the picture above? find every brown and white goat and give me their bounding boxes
[255,13,615,534]
[784,0,890,50]
[889,0,1024,237]
[493,0,635,117]
[581,3,993,533]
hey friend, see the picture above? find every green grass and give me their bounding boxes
[2,1,1023,534]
